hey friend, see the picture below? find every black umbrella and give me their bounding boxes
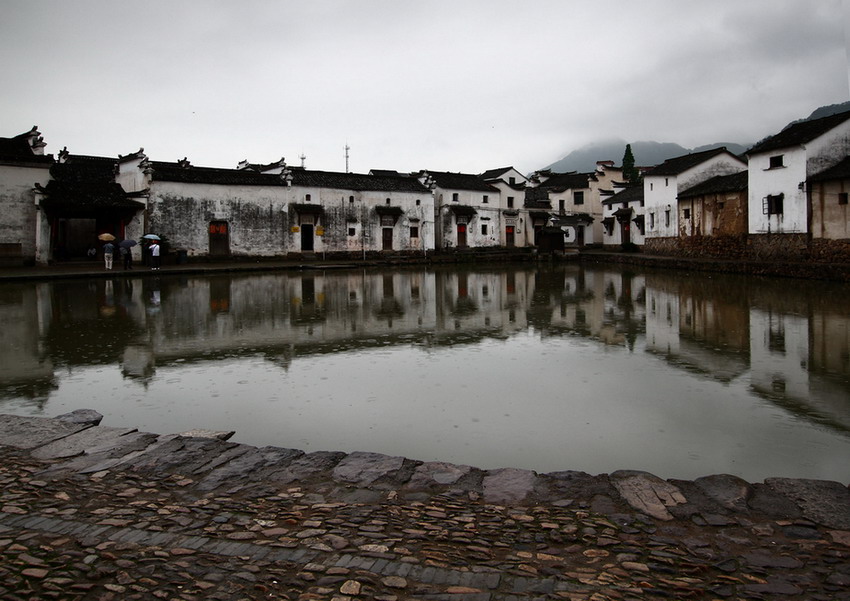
[119,240,138,248]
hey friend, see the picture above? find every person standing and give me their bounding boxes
[103,241,115,270]
[150,240,161,270]
[120,245,133,270]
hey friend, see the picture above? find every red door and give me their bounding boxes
[457,224,467,248]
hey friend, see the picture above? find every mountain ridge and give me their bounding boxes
[543,101,850,174]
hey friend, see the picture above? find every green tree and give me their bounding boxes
[622,144,639,183]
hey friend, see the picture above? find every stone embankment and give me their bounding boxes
[1,410,849,600]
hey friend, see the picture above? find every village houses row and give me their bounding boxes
[2,109,850,265]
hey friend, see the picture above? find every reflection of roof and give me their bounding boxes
[645,147,741,177]
[678,170,748,199]
[747,110,850,155]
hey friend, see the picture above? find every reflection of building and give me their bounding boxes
[3,265,850,440]
[645,274,750,382]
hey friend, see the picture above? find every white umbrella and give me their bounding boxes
[142,234,161,240]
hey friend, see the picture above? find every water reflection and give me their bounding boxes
[1,264,849,481]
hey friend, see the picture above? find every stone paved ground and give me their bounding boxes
[1,414,849,600]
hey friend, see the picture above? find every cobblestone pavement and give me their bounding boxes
[1,415,850,600]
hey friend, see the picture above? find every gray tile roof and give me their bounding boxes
[643,147,739,177]
[677,171,748,199]
[747,110,850,155]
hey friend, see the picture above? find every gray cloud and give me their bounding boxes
[1,0,847,175]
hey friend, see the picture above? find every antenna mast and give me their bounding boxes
[344,143,350,173]
[299,153,306,168]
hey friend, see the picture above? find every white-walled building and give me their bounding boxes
[419,170,501,250]
[114,153,435,258]
[643,148,746,249]
[601,183,645,247]
[0,127,53,264]
[480,167,528,247]
[746,110,850,236]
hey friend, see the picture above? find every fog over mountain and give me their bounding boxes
[543,140,750,174]
[543,101,850,174]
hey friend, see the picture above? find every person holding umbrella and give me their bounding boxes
[143,234,161,270]
[119,239,137,270]
[98,233,116,270]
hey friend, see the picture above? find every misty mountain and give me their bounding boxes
[544,139,750,174]
[786,101,850,127]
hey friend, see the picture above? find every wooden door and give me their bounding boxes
[209,221,230,256]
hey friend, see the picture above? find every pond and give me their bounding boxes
[1,262,849,483]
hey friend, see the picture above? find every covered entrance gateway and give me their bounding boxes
[35,156,145,262]
[375,206,403,252]
[447,205,476,249]
[290,203,324,253]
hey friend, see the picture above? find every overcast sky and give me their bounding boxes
[2,1,848,175]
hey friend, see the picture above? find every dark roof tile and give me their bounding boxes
[677,170,748,199]
[644,147,739,177]
[809,156,850,182]
[422,170,498,192]
[747,110,850,155]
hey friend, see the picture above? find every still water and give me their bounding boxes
[1,263,849,483]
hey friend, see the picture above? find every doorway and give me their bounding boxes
[209,221,230,256]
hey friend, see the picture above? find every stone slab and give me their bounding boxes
[0,415,90,449]
[765,477,850,530]
[197,446,304,491]
[482,468,537,503]
[55,409,103,426]
[332,451,406,486]
[30,425,138,460]
[408,461,473,489]
[610,470,687,521]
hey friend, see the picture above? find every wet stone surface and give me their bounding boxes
[1,413,849,600]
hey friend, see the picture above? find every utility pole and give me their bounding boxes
[344,143,350,173]
[299,153,306,168]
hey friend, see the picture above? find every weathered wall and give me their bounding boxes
[748,146,807,234]
[810,179,850,240]
[0,163,51,262]
[148,182,288,257]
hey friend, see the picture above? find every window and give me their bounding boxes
[509,177,516,185]
[348,227,356,236]
[665,209,670,227]
[683,208,691,219]
[650,212,655,228]
[650,182,654,191]
[574,191,584,205]
[717,201,725,209]
[481,224,488,235]
[415,199,421,206]
[507,196,514,208]
[764,194,784,215]
[840,192,849,205]
[769,155,784,169]
[452,192,459,202]
[665,178,669,187]
[410,226,419,238]
[305,194,311,201]
[349,195,354,203]
[483,195,489,204]
[386,198,391,205]
[559,198,565,212]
